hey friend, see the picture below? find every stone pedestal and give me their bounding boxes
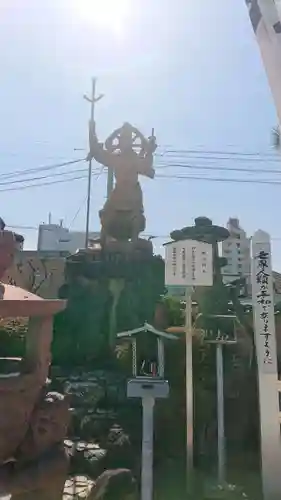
[53,244,165,367]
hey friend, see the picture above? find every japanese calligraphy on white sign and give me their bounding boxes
[251,231,281,500]
[251,230,277,374]
[165,240,213,287]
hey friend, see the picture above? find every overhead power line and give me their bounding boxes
[4,169,281,193]
[7,225,281,245]
[0,158,85,180]
[68,167,104,229]
[158,153,281,163]
[0,148,281,183]
[1,145,280,165]
[2,158,281,188]
[2,160,281,187]
[73,144,281,158]
[0,174,87,192]
[0,167,92,187]
[156,162,281,175]
[3,146,281,193]
[160,148,281,158]
[157,173,281,185]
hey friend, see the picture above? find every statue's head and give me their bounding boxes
[119,122,134,152]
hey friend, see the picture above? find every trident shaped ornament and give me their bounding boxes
[83,92,104,104]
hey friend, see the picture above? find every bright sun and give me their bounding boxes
[72,0,131,37]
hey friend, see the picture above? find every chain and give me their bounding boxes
[132,339,137,376]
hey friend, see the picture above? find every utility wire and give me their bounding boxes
[0,150,280,182]
[156,173,281,185]
[157,153,281,163]
[6,225,281,244]
[0,167,94,187]
[2,158,281,186]
[68,195,88,229]
[3,160,281,185]
[68,167,104,229]
[3,150,281,191]
[5,138,280,156]
[156,162,281,175]
[4,170,281,193]
[2,144,280,160]
[70,144,281,158]
[0,165,104,193]
[0,158,86,180]
[160,148,281,158]
[0,174,87,192]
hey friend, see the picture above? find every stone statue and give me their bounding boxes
[87,121,157,248]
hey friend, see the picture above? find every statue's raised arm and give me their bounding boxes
[87,121,116,168]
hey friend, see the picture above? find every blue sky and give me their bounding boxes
[0,0,280,266]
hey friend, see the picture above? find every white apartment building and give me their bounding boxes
[221,218,251,284]
[37,222,99,253]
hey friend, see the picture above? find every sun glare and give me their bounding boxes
[73,0,131,37]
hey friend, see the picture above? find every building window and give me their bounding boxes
[236,243,240,248]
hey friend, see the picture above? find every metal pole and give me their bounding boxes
[185,287,193,493]
[141,396,155,500]
[106,167,114,199]
[84,78,96,248]
[216,342,226,485]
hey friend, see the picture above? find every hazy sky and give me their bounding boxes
[0,0,280,265]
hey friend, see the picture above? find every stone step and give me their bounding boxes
[63,476,95,499]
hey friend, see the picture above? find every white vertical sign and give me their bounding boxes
[252,230,277,372]
[251,230,281,500]
[165,240,213,287]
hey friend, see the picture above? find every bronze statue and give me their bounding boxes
[87,121,157,248]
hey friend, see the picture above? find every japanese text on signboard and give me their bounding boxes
[165,240,213,287]
[181,247,186,280]
[255,250,272,365]
[172,247,177,277]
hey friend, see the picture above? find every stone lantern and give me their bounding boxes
[0,228,70,499]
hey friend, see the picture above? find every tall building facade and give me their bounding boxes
[221,218,251,283]
[37,223,99,253]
